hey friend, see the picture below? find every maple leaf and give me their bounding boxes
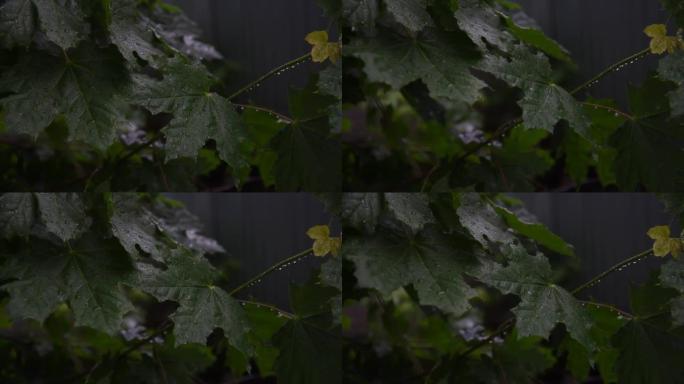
[647,225,682,258]
[644,24,682,55]
[306,225,341,257]
[305,31,341,63]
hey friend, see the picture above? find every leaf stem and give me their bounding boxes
[578,300,634,319]
[233,103,294,124]
[238,299,294,319]
[570,47,651,96]
[229,248,313,296]
[581,102,634,121]
[228,53,312,101]
[571,249,652,295]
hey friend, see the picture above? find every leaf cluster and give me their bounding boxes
[341,0,684,192]
[0,0,341,192]
[339,192,684,383]
[0,193,341,383]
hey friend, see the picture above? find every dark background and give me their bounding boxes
[165,193,334,309]
[167,0,331,113]
[515,0,669,107]
[513,193,677,310]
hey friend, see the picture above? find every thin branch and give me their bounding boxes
[570,48,651,96]
[579,300,634,318]
[228,53,312,101]
[238,299,294,319]
[233,103,294,124]
[229,248,313,296]
[581,102,635,121]
[571,249,652,295]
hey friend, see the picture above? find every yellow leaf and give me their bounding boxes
[644,24,680,54]
[305,30,328,45]
[311,44,329,63]
[305,30,339,63]
[307,225,330,240]
[647,225,681,257]
[326,43,341,63]
[307,225,342,257]
[669,238,683,258]
[644,24,667,38]
[653,238,670,257]
[647,225,670,240]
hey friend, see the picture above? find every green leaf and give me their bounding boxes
[0,44,130,150]
[613,320,684,384]
[273,282,340,384]
[480,46,590,137]
[152,344,215,384]
[660,259,684,325]
[343,0,378,35]
[35,193,91,242]
[489,125,554,190]
[454,0,514,52]
[560,336,591,381]
[320,257,342,291]
[384,0,433,33]
[271,87,341,191]
[484,333,556,383]
[345,227,478,315]
[560,129,593,186]
[660,0,684,28]
[340,193,382,233]
[347,28,486,104]
[132,58,248,174]
[385,193,435,234]
[0,0,35,48]
[657,51,684,117]
[455,193,516,248]
[33,0,89,50]
[502,15,571,62]
[1,237,135,334]
[0,193,35,239]
[585,305,628,383]
[478,247,595,351]
[609,78,684,191]
[109,0,165,66]
[137,250,250,353]
[110,194,170,262]
[494,204,574,256]
[243,303,288,376]
[318,63,342,99]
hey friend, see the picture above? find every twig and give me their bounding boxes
[238,299,294,319]
[228,53,312,101]
[233,103,294,124]
[570,47,651,95]
[229,248,313,296]
[571,249,652,295]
